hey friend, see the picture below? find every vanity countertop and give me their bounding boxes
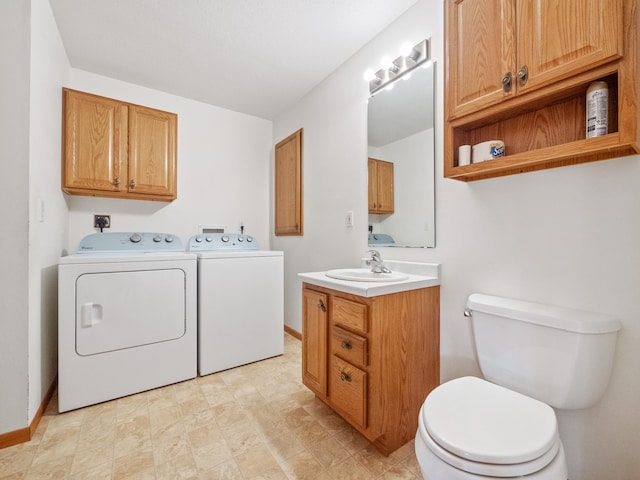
[298,260,440,298]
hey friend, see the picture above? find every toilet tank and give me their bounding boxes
[467,293,621,409]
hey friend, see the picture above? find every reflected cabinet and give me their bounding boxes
[444,0,639,181]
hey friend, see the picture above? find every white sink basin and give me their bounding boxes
[325,268,409,283]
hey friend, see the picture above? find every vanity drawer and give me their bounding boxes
[331,326,367,368]
[330,356,367,429]
[332,297,367,333]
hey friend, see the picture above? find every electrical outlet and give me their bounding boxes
[94,215,111,229]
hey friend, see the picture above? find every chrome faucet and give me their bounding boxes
[366,250,392,273]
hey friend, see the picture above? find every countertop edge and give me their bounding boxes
[298,271,440,297]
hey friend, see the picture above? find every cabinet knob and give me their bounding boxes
[113,177,120,187]
[340,371,351,382]
[517,65,528,87]
[129,179,136,189]
[318,299,326,312]
[341,340,352,350]
[502,72,513,93]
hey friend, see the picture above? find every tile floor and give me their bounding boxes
[0,333,422,479]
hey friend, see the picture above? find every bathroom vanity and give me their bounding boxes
[299,263,440,455]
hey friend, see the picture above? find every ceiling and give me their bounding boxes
[49,0,418,120]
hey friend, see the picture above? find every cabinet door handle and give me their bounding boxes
[517,65,528,87]
[318,299,326,312]
[113,177,120,187]
[129,179,136,189]
[341,340,352,350]
[502,72,513,93]
[340,371,351,382]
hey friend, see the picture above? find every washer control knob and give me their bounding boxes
[221,235,230,243]
[130,233,142,243]
[153,235,162,243]
[237,235,244,242]
[205,236,213,242]
[195,236,203,243]
[246,236,253,242]
[165,236,174,243]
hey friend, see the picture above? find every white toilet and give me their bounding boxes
[415,293,622,479]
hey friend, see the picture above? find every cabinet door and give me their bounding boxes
[368,158,394,214]
[375,160,394,214]
[62,89,127,194]
[445,0,516,119]
[128,104,177,199]
[275,129,303,235]
[302,289,328,397]
[517,0,623,94]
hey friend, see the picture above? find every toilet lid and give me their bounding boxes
[423,377,559,467]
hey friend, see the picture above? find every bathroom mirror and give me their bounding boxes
[367,61,435,248]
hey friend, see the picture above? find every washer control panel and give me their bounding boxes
[77,232,184,253]
[188,233,259,251]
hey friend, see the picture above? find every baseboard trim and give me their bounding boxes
[284,324,302,340]
[0,376,56,450]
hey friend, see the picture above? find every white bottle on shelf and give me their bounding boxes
[586,81,608,138]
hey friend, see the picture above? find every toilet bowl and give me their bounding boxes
[415,293,621,480]
[415,376,568,479]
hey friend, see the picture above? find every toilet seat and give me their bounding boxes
[420,376,560,477]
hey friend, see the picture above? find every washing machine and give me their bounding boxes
[58,232,197,412]
[188,233,284,375]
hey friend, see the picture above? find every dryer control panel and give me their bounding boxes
[77,232,184,253]
[188,233,259,251]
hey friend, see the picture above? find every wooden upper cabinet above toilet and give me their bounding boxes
[444,0,638,181]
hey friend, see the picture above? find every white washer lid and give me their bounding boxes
[423,377,559,465]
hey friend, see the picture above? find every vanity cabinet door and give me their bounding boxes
[302,288,328,398]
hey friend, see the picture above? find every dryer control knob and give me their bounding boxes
[221,235,230,243]
[205,236,213,242]
[195,236,203,243]
[237,236,244,242]
[130,233,142,243]
[246,236,253,242]
[165,236,174,243]
[153,235,162,243]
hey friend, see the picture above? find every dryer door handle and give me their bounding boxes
[80,303,102,327]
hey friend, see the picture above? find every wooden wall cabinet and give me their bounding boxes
[444,0,639,181]
[301,283,440,455]
[275,129,303,235]
[368,158,394,214]
[62,88,177,201]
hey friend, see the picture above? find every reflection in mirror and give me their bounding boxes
[367,61,435,248]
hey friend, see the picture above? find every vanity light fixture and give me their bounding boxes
[366,38,431,95]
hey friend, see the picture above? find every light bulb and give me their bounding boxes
[399,41,413,57]
[363,69,376,82]
[379,56,393,70]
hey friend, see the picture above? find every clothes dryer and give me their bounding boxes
[188,233,284,375]
[58,232,197,412]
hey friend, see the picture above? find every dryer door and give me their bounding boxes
[75,269,186,355]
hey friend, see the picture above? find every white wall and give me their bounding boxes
[65,71,273,252]
[273,0,640,478]
[0,0,31,434]
[28,0,70,424]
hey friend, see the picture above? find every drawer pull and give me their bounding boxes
[318,299,326,312]
[340,371,351,382]
[341,340,352,349]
